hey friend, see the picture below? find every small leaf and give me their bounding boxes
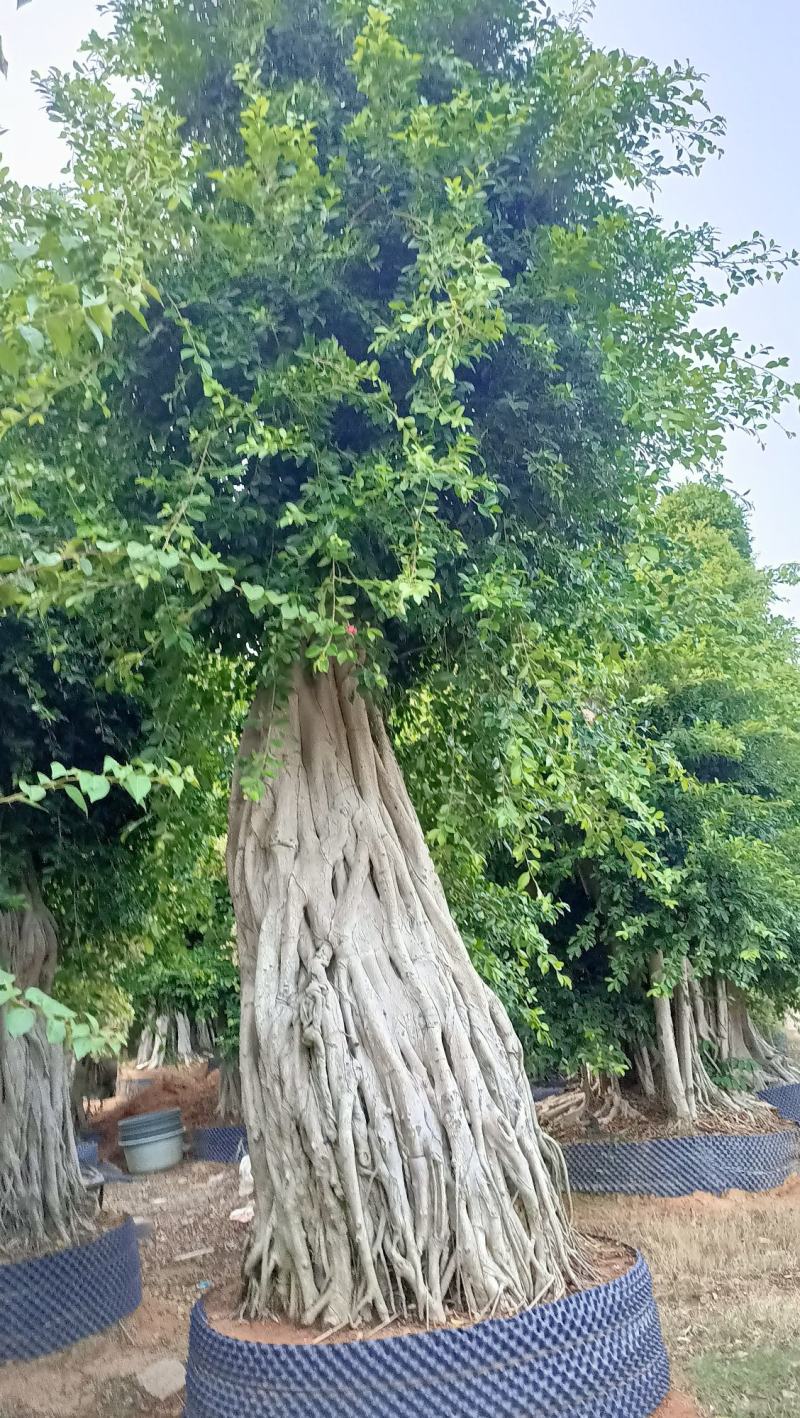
[50,761,68,779]
[124,773,151,806]
[84,313,104,349]
[19,781,46,803]
[64,784,88,815]
[77,772,110,803]
[72,1036,96,1061]
[24,987,73,1018]
[0,555,21,572]
[5,1005,35,1037]
[18,323,45,355]
[46,1017,67,1044]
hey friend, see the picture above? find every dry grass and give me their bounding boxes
[575,1179,800,1416]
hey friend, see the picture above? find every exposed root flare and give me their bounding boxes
[536,1071,642,1139]
[649,956,785,1127]
[216,1057,243,1122]
[227,665,583,1328]
[0,889,87,1249]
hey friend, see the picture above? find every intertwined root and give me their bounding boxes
[228,665,583,1328]
[0,901,85,1249]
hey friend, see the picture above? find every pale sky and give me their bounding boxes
[2,0,798,617]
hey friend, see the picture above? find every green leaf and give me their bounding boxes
[84,313,104,349]
[83,773,110,803]
[5,1005,35,1038]
[19,781,47,803]
[64,784,89,815]
[18,323,45,355]
[72,1036,96,1061]
[50,761,68,779]
[46,1017,67,1045]
[124,773,152,806]
[0,555,21,572]
[24,987,74,1018]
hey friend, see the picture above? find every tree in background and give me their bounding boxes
[568,481,800,1123]
[0,614,193,1247]
[2,0,798,1315]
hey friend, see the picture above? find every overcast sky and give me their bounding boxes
[2,0,798,617]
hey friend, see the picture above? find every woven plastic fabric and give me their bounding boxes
[193,1126,247,1163]
[759,1084,800,1123]
[185,1254,669,1418]
[77,1140,99,1168]
[563,1128,799,1197]
[0,1217,141,1362]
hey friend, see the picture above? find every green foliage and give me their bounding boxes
[0,966,124,1056]
[0,0,798,1084]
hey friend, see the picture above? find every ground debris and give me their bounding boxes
[136,1358,186,1400]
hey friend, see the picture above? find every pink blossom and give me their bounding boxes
[346,624,357,636]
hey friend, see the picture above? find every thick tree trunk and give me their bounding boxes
[147,1012,170,1070]
[227,665,579,1327]
[632,1040,656,1100]
[0,889,86,1250]
[650,952,692,1128]
[176,1011,195,1064]
[136,1010,155,1069]
[721,983,800,1087]
[216,1056,242,1121]
[650,958,775,1125]
[195,1017,215,1055]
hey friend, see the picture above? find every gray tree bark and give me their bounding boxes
[216,1056,242,1121]
[176,1011,195,1064]
[146,1012,170,1070]
[227,665,579,1328]
[0,886,86,1249]
[135,1009,155,1069]
[650,959,775,1124]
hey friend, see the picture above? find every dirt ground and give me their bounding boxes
[575,1180,800,1418]
[2,1064,798,1417]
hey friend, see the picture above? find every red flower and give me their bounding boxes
[346,624,357,636]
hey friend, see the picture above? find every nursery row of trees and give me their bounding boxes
[2,0,800,1322]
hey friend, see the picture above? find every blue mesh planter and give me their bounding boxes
[185,1254,669,1418]
[77,1139,99,1168]
[563,1128,799,1197]
[0,1216,141,1362]
[193,1125,247,1163]
[759,1084,800,1123]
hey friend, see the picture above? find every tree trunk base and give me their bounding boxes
[229,666,583,1328]
[1,903,87,1251]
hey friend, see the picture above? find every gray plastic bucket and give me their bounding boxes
[119,1109,184,1173]
[121,1124,185,1174]
[119,1108,181,1141]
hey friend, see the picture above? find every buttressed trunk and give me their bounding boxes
[227,664,579,1327]
[0,884,85,1249]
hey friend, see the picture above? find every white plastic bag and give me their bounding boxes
[238,1152,254,1198]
